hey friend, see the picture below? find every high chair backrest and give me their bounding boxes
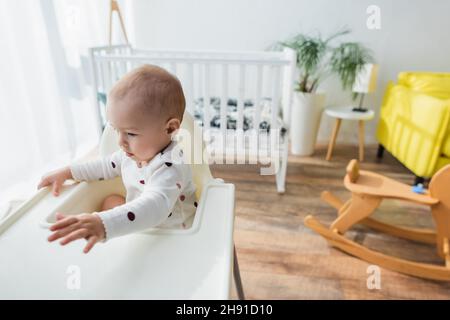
[179,111,214,198]
[99,111,213,199]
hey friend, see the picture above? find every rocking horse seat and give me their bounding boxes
[344,170,439,205]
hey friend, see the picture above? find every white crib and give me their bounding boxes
[90,45,296,193]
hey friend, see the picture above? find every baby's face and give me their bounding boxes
[107,97,171,163]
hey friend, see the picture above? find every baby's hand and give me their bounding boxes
[37,166,73,196]
[48,212,105,253]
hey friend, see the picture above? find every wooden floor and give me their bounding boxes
[211,144,450,300]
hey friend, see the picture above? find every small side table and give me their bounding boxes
[325,107,375,161]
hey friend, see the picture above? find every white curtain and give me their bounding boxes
[0,0,129,217]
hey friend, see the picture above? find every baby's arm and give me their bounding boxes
[38,150,123,197]
[98,164,183,240]
[70,150,123,182]
[37,166,73,196]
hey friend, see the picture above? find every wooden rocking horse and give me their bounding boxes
[304,159,450,281]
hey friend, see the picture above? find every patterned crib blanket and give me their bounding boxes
[193,97,286,135]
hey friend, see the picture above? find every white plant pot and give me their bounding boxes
[290,92,326,156]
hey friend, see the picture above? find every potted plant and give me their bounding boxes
[279,29,373,155]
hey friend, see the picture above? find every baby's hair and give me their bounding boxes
[109,64,186,121]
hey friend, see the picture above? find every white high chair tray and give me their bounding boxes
[0,179,235,299]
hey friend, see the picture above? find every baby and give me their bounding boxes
[37,65,196,253]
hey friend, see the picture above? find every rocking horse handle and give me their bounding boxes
[346,159,360,183]
[429,164,450,204]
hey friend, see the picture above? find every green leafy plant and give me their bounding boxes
[279,28,373,99]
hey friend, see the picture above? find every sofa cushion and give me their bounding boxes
[398,72,450,100]
[409,94,450,137]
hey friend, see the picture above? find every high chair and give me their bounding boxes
[0,112,244,299]
[304,159,450,281]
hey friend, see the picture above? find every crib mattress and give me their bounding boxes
[0,179,235,299]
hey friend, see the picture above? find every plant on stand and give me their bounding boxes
[279,28,373,155]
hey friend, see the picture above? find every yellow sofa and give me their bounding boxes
[376,72,450,181]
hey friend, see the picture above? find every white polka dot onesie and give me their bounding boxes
[70,142,197,241]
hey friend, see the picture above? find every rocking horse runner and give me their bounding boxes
[304,159,450,281]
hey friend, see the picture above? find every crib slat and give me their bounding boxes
[236,66,246,162]
[254,65,263,131]
[237,65,246,131]
[119,60,126,78]
[96,59,103,93]
[107,61,114,92]
[281,48,296,129]
[111,60,118,86]
[220,64,228,135]
[186,63,195,114]
[108,59,114,84]
[95,58,103,95]
[203,64,211,130]
[89,49,104,133]
[170,62,177,76]
[100,60,109,94]
[131,60,140,71]
[111,60,119,84]
[270,66,281,131]
[269,66,281,163]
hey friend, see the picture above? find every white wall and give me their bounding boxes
[126,0,450,145]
